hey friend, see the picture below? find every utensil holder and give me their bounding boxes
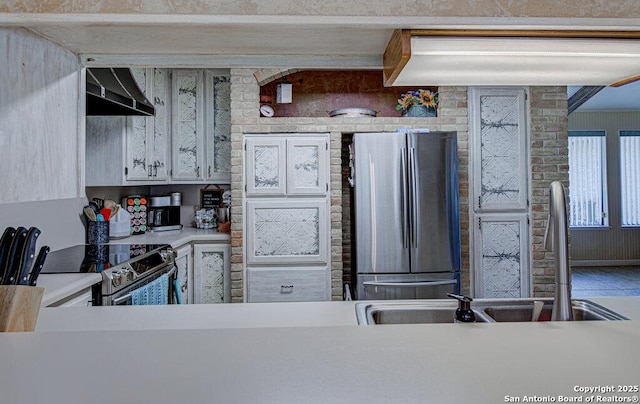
[87,221,109,244]
[0,285,44,332]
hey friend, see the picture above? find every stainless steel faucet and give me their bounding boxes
[544,181,574,321]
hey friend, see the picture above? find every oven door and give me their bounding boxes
[105,265,177,306]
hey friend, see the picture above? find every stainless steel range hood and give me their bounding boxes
[86,68,155,116]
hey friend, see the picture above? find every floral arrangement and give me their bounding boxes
[395,89,438,112]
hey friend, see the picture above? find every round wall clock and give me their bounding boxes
[259,104,274,117]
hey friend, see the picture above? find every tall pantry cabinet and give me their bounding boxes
[244,134,331,302]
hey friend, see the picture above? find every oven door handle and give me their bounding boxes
[111,266,177,305]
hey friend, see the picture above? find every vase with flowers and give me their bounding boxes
[396,89,438,117]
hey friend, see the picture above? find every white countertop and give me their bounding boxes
[102,226,230,248]
[3,298,640,404]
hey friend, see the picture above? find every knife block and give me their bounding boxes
[0,285,44,332]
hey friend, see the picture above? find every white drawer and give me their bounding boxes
[247,268,330,303]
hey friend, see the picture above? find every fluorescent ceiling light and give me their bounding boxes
[386,34,640,87]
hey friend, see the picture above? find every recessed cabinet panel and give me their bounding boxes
[246,199,328,265]
[172,70,204,181]
[471,88,528,211]
[193,244,230,304]
[247,268,330,303]
[286,137,328,195]
[205,71,231,181]
[246,138,287,196]
[474,214,530,298]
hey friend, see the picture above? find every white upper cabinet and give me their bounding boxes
[245,135,328,196]
[204,71,231,181]
[126,68,170,181]
[245,138,287,196]
[86,68,231,186]
[171,69,204,181]
[171,69,232,182]
[286,137,328,195]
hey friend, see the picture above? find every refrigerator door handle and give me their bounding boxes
[363,280,458,288]
[400,147,409,248]
[408,147,418,249]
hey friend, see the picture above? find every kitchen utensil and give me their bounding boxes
[532,300,544,322]
[15,227,41,285]
[28,246,49,286]
[100,208,112,221]
[0,227,17,283]
[88,201,100,214]
[3,227,28,285]
[104,199,117,210]
[83,206,97,222]
[92,198,104,210]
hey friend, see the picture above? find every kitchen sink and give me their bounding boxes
[355,298,628,325]
[481,299,628,322]
[355,301,493,325]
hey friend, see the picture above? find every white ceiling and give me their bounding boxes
[7,15,640,110]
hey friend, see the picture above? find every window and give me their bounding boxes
[620,130,640,226]
[568,130,608,227]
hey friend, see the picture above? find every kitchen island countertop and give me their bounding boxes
[1,297,637,403]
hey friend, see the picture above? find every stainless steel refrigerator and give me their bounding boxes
[351,131,461,300]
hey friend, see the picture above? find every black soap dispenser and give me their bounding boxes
[447,293,476,323]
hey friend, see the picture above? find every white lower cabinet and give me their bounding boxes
[174,244,193,304]
[173,243,230,304]
[193,244,231,304]
[246,267,330,303]
[46,288,93,308]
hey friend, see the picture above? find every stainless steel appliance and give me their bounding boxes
[40,244,177,305]
[351,131,461,300]
[148,196,182,232]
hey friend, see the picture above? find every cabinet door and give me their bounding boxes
[245,138,287,196]
[286,137,328,195]
[204,70,231,182]
[172,69,205,181]
[471,88,528,211]
[86,116,126,186]
[473,214,530,298]
[193,244,230,304]
[125,68,169,181]
[148,68,170,180]
[174,244,193,304]
[246,199,329,265]
[126,68,152,181]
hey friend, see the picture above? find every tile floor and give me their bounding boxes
[571,266,640,297]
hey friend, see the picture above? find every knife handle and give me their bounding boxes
[16,227,41,285]
[28,246,50,286]
[0,227,17,284]
[3,227,27,285]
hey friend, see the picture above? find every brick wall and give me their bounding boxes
[529,86,569,297]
